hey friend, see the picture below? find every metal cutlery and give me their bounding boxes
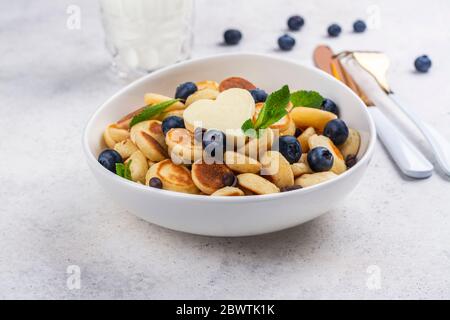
[341,51,450,177]
[313,45,434,178]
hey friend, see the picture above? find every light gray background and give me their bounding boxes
[1,0,450,299]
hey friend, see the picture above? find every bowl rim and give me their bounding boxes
[83,52,376,203]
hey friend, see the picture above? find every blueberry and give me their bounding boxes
[98,149,123,173]
[222,172,237,187]
[278,135,302,164]
[307,147,334,172]
[327,24,342,37]
[294,128,303,138]
[345,155,357,168]
[321,98,340,117]
[203,130,226,158]
[278,34,296,51]
[287,15,304,31]
[175,82,197,101]
[353,20,367,33]
[149,177,163,189]
[162,116,185,135]
[224,29,242,45]
[323,119,349,145]
[250,89,268,103]
[414,55,432,73]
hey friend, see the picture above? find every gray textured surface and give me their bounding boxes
[1,0,450,299]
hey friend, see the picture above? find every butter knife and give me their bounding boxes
[313,45,433,179]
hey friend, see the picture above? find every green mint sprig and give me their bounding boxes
[290,90,324,108]
[130,99,179,127]
[241,85,290,137]
[116,161,132,180]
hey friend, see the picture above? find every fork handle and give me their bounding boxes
[389,93,450,176]
[368,107,433,178]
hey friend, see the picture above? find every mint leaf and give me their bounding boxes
[116,161,132,180]
[290,90,323,108]
[130,99,179,127]
[242,85,290,137]
[241,118,255,132]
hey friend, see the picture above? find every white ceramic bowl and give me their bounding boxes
[83,53,376,237]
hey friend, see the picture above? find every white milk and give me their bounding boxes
[99,0,194,77]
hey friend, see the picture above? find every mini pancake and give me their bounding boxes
[144,93,186,112]
[185,88,219,107]
[308,134,346,174]
[191,161,233,194]
[130,120,167,150]
[294,172,337,188]
[219,76,256,92]
[134,131,168,162]
[196,80,219,91]
[166,128,202,164]
[103,124,130,149]
[116,106,146,129]
[253,103,291,132]
[260,151,294,188]
[338,128,361,159]
[146,159,199,194]
[211,187,244,196]
[224,151,261,174]
[279,116,296,136]
[297,127,316,153]
[126,150,149,183]
[290,107,337,132]
[237,173,280,195]
[114,139,138,160]
[291,162,312,178]
[238,128,275,159]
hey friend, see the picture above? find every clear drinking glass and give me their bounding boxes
[99,0,194,79]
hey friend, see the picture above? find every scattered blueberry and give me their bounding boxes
[203,129,226,158]
[222,172,237,187]
[345,155,357,168]
[250,88,268,103]
[321,98,340,117]
[327,23,342,37]
[98,149,123,173]
[149,177,163,189]
[224,29,242,45]
[353,20,367,33]
[414,55,432,73]
[278,34,296,51]
[323,119,349,145]
[278,135,302,164]
[287,15,305,31]
[175,82,197,101]
[162,116,185,135]
[294,128,303,138]
[307,147,334,172]
[280,185,302,192]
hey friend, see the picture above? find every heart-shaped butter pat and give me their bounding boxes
[183,88,255,137]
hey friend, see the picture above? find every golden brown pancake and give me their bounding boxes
[211,187,244,196]
[191,161,233,194]
[219,77,256,92]
[146,159,199,194]
[134,131,168,162]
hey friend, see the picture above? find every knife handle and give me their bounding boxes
[368,107,433,179]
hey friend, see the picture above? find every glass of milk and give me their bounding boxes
[99,0,195,78]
